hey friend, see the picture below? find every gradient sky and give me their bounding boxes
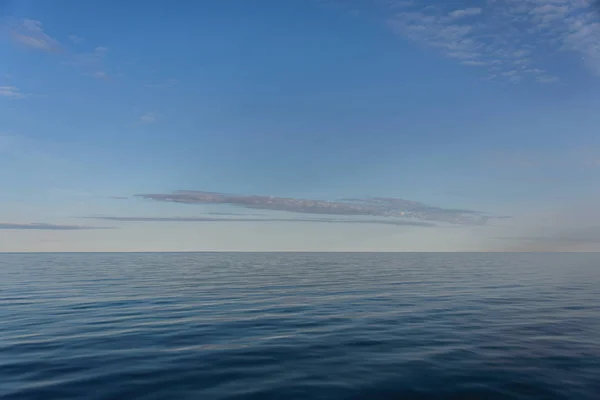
[1,0,599,252]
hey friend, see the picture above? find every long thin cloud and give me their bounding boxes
[135,190,491,225]
[87,216,436,227]
[0,222,112,230]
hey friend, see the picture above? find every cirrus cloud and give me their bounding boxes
[370,0,600,81]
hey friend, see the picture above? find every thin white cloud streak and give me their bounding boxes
[0,222,111,230]
[462,60,487,66]
[0,86,28,98]
[448,7,483,20]
[68,34,85,44]
[537,75,560,83]
[138,112,157,125]
[84,71,110,81]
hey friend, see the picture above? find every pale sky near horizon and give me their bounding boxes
[1,0,600,252]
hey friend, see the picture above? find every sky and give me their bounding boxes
[1,0,599,252]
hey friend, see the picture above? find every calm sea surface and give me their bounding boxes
[1,253,599,399]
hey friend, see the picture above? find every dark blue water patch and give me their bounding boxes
[1,252,599,399]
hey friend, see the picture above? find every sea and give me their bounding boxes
[1,252,599,399]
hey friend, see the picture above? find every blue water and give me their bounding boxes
[1,253,599,399]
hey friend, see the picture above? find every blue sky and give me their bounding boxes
[1,0,599,251]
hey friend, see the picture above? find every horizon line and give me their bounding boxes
[0,251,596,254]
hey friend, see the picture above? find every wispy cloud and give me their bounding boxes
[530,4,569,24]
[495,231,600,251]
[0,222,111,230]
[374,0,414,9]
[6,19,61,52]
[138,112,157,125]
[135,190,493,225]
[69,46,112,80]
[4,18,115,80]
[87,215,435,227]
[489,204,600,252]
[448,7,483,20]
[68,34,85,44]
[462,60,487,67]
[0,86,28,99]
[83,71,110,81]
[375,0,600,82]
[144,78,178,88]
[536,75,560,84]
[558,1,600,75]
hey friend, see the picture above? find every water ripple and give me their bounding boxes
[1,252,599,399]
